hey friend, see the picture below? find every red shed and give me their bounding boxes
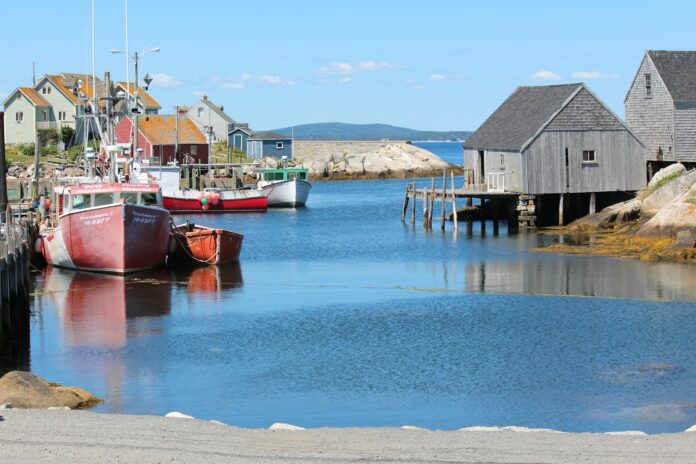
[114,115,209,164]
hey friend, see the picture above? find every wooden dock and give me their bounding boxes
[401,170,534,231]
[0,216,36,366]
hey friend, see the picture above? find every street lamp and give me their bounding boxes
[111,46,160,160]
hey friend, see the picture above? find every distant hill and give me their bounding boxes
[268,123,470,141]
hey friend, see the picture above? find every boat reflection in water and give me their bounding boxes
[42,262,244,348]
[169,262,244,296]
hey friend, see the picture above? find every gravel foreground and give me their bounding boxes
[1,410,695,463]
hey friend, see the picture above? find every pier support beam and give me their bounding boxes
[589,192,596,215]
[559,193,565,227]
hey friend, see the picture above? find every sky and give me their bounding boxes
[1,0,696,131]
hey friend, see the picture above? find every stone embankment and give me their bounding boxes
[542,163,696,262]
[279,141,455,180]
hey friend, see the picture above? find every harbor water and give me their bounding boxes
[19,143,696,434]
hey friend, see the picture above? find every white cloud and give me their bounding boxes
[316,60,399,81]
[318,62,355,77]
[359,61,396,71]
[193,90,207,97]
[149,73,182,88]
[259,75,295,86]
[215,74,252,90]
[429,73,465,81]
[571,71,620,80]
[529,70,562,81]
[338,77,352,85]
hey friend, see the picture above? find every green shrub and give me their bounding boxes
[60,127,76,147]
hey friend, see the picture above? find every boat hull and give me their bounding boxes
[261,180,311,207]
[163,190,267,213]
[170,225,243,265]
[41,203,171,274]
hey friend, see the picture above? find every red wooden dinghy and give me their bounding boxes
[169,223,244,265]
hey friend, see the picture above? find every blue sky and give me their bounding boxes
[1,0,695,130]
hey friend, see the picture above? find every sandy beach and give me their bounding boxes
[0,409,695,463]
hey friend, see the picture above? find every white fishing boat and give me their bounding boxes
[256,166,311,207]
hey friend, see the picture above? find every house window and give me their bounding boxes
[17,93,22,100]
[16,112,23,122]
[41,110,47,121]
[58,111,66,121]
[582,150,596,163]
[42,87,46,95]
[198,107,204,118]
[190,145,198,155]
[47,87,51,94]
[645,73,652,96]
[499,153,505,168]
[276,141,284,149]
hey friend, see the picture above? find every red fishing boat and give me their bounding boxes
[39,183,171,274]
[162,188,267,213]
[169,223,243,265]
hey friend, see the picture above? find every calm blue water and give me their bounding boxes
[414,141,463,165]
[25,178,696,434]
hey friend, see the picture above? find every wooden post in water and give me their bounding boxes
[559,193,565,226]
[428,177,435,226]
[441,170,447,230]
[401,182,410,222]
[451,171,458,230]
[423,190,429,227]
[411,183,416,224]
[589,192,596,215]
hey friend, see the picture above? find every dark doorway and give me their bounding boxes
[478,150,485,184]
[564,147,570,191]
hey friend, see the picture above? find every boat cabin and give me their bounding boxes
[57,183,161,215]
[258,167,309,183]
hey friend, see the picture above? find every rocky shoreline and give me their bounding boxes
[540,164,696,262]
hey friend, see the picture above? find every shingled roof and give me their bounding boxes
[464,84,582,151]
[136,115,206,145]
[115,82,161,110]
[201,98,235,124]
[249,131,289,140]
[647,50,696,102]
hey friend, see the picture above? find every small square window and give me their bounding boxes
[276,141,284,149]
[582,150,596,163]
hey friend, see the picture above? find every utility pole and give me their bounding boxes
[132,51,139,161]
[175,106,179,164]
[0,112,8,216]
[32,133,41,201]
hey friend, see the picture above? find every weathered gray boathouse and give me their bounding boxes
[625,50,696,176]
[463,83,646,225]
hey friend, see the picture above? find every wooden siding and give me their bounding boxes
[463,148,523,191]
[625,55,675,162]
[545,88,624,131]
[2,93,37,144]
[674,102,696,162]
[523,130,646,194]
[187,102,229,143]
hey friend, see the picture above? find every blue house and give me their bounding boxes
[227,123,253,152]
[228,126,293,159]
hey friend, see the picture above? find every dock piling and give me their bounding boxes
[411,183,416,224]
[440,170,446,230]
[451,171,458,230]
[401,183,410,222]
[428,178,435,226]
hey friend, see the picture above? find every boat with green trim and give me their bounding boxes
[256,166,311,207]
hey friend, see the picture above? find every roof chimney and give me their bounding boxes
[220,105,224,111]
[203,94,208,101]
